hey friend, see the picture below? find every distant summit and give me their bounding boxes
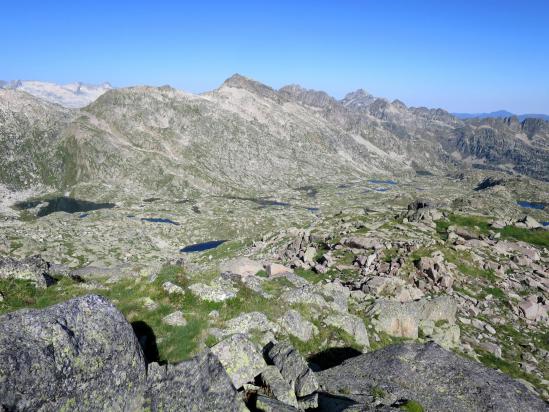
[0,80,112,108]
[453,110,549,122]
[341,89,376,110]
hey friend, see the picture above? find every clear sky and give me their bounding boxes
[1,0,548,113]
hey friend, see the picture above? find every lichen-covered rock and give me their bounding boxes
[211,334,267,389]
[0,255,54,288]
[324,312,369,348]
[0,294,146,411]
[317,342,547,412]
[162,281,185,295]
[145,350,246,411]
[162,310,187,326]
[278,309,317,342]
[255,394,298,411]
[189,278,237,302]
[267,342,319,397]
[260,365,299,408]
[222,311,279,336]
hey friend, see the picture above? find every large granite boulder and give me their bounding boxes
[145,350,246,411]
[317,342,547,412]
[0,295,146,411]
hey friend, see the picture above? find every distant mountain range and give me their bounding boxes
[1,74,548,197]
[0,80,112,108]
[453,110,549,122]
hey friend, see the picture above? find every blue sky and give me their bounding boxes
[1,0,548,113]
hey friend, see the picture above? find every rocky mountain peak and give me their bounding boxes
[220,73,281,101]
[340,88,376,110]
[279,84,337,109]
[392,99,407,109]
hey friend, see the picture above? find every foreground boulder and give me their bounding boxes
[317,342,547,412]
[145,351,246,411]
[0,295,146,411]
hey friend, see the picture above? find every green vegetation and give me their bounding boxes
[455,262,496,282]
[400,400,425,412]
[477,352,541,388]
[294,267,331,283]
[499,226,549,248]
[0,265,218,363]
[448,213,491,233]
[370,386,386,400]
[479,287,506,301]
[254,270,267,278]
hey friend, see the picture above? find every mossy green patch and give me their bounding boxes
[498,226,549,248]
[400,400,425,412]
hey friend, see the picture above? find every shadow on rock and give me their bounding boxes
[308,347,362,371]
[132,320,160,364]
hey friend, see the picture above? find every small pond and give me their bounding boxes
[141,217,180,225]
[180,240,227,253]
[517,201,545,210]
[368,179,397,185]
[15,197,115,217]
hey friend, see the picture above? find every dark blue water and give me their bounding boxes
[222,195,291,208]
[127,215,135,218]
[542,222,549,227]
[374,188,390,192]
[141,217,180,225]
[307,207,320,212]
[259,200,290,207]
[79,213,89,218]
[15,197,115,217]
[369,179,397,185]
[180,240,227,253]
[517,201,545,210]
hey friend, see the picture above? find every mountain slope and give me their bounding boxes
[1,74,548,196]
[0,89,75,188]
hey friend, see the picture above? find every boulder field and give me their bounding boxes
[0,295,547,411]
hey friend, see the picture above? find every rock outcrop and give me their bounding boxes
[0,255,54,288]
[317,342,548,411]
[145,351,246,411]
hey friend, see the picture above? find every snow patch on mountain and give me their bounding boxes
[0,80,112,108]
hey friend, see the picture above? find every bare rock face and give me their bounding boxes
[0,295,146,411]
[317,342,548,412]
[145,351,246,411]
[267,342,319,397]
[368,296,457,340]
